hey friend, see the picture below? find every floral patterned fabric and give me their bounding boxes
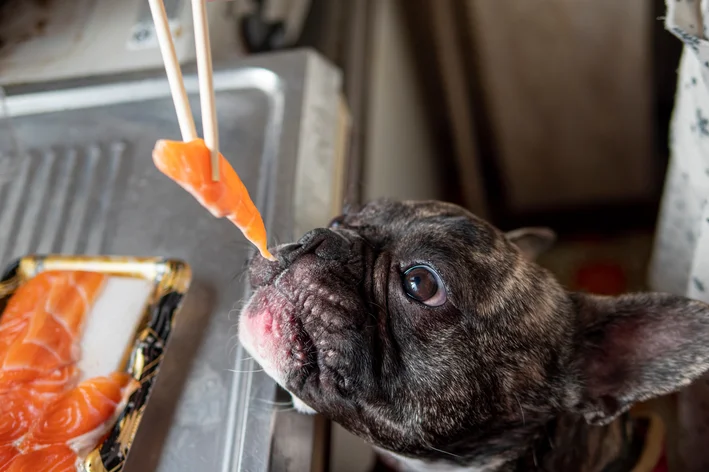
[649,2,709,470]
[650,1,709,302]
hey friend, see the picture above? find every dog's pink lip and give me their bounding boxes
[242,287,315,371]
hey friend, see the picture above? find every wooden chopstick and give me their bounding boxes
[191,0,220,182]
[148,0,198,143]
[149,0,221,181]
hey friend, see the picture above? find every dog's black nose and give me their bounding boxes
[279,228,350,264]
[298,227,331,249]
[275,242,303,265]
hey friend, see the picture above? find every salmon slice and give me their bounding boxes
[43,272,107,337]
[0,273,59,363]
[152,138,275,260]
[0,272,57,324]
[0,365,79,445]
[0,366,78,401]
[23,373,138,452]
[4,444,76,472]
[0,445,18,470]
[0,312,75,386]
[1,272,106,336]
[0,323,27,370]
[0,389,44,446]
[0,272,107,388]
[25,366,79,397]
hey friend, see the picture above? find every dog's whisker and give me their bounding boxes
[227,308,239,322]
[252,398,293,407]
[249,404,296,413]
[232,355,254,363]
[226,327,246,358]
[427,445,462,459]
[227,326,240,343]
[225,368,264,374]
[231,266,250,282]
[271,231,292,249]
[227,342,240,358]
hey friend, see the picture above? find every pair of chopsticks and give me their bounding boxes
[148,0,220,181]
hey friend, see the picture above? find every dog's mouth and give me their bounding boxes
[239,283,319,387]
[239,230,372,414]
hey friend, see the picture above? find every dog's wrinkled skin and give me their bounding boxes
[239,199,709,471]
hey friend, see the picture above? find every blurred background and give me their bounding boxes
[0,0,690,470]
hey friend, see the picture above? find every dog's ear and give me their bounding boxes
[571,292,709,425]
[505,227,556,260]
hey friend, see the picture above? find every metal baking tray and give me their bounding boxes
[0,254,191,471]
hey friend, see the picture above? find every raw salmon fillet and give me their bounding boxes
[0,272,107,388]
[23,372,138,452]
[0,389,45,445]
[21,366,79,398]
[4,444,76,472]
[0,368,78,451]
[152,138,275,260]
[0,445,18,469]
[0,273,56,363]
[2,272,56,315]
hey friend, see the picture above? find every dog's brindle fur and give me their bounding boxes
[239,199,709,471]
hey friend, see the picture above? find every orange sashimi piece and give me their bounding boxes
[0,445,18,470]
[152,138,275,260]
[0,366,78,401]
[25,366,79,397]
[23,373,138,451]
[0,272,107,388]
[1,272,106,335]
[0,272,55,326]
[0,322,28,368]
[4,444,76,472]
[0,312,76,387]
[0,389,44,445]
[0,272,59,363]
[43,272,107,337]
[0,366,80,405]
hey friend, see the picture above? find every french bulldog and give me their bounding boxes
[239,199,709,471]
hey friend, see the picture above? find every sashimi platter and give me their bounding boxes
[0,256,191,471]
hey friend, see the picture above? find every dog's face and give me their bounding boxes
[239,199,709,467]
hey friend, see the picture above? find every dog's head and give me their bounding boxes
[239,199,709,466]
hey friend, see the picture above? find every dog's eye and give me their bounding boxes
[402,266,447,306]
[329,215,345,229]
